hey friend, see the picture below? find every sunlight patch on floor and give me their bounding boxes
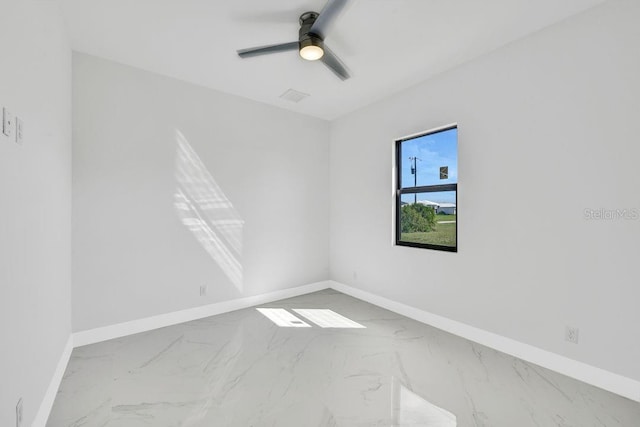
[256,308,311,327]
[293,309,365,328]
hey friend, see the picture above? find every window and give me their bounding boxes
[395,125,457,252]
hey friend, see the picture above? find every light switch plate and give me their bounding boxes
[3,107,14,138]
[15,116,23,145]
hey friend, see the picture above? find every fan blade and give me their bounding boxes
[320,45,350,80]
[237,41,299,58]
[310,0,347,39]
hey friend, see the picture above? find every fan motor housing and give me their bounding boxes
[299,34,324,51]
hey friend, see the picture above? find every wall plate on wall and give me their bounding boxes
[3,107,14,138]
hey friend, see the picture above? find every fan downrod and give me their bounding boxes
[299,12,320,37]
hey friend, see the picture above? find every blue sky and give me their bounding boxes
[400,127,457,204]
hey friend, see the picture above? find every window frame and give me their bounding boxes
[395,124,458,252]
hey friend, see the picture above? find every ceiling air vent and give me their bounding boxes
[279,89,310,103]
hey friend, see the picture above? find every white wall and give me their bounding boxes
[0,1,72,426]
[330,0,640,381]
[72,53,329,331]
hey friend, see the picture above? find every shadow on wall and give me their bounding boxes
[173,129,244,291]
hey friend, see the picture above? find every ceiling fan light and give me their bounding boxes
[300,45,324,60]
[299,38,324,61]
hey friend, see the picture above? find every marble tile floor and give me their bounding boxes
[47,289,640,426]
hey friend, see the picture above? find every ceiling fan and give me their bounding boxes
[236,0,351,80]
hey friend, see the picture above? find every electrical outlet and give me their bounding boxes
[16,398,23,427]
[3,107,14,138]
[15,116,23,145]
[565,326,579,344]
[199,285,207,296]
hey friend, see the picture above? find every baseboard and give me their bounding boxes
[73,280,331,347]
[32,335,74,427]
[329,280,640,403]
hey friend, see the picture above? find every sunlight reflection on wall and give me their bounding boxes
[392,377,456,426]
[174,130,244,291]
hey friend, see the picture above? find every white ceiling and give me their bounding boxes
[60,0,605,120]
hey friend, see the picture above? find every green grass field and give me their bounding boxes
[401,214,456,247]
[436,214,456,222]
